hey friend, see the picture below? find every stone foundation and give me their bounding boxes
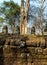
[0,35,47,65]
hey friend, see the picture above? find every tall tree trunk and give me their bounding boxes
[20,0,30,35]
[39,16,43,35]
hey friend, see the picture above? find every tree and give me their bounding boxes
[0,0,20,34]
[37,0,46,35]
[20,0,30,35]
[0,17,5,22]
[0,17,5,28]
[28,0,47,35]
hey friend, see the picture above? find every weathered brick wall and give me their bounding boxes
[2,45,47,65]
[0,46,47,65]
[0,35,47,65]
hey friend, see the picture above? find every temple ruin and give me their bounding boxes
[2,26,8,34]
[0,0,47,65]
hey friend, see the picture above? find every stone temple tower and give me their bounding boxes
[2,26,8,34]
[20,0,30,35]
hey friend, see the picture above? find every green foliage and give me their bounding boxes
[0,17,5,27]
[0,0,20,25]
[0,0,20,33]
[0,17,5,22]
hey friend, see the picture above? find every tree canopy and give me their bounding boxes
[0,0,20,33]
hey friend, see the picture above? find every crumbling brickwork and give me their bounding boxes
[0,34,47,65]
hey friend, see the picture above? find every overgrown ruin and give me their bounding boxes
[0,0,47,65]
[0,25,47,65]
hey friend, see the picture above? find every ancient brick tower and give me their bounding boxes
[20,0,30,35]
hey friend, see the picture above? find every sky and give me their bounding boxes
[0,0,21,5]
